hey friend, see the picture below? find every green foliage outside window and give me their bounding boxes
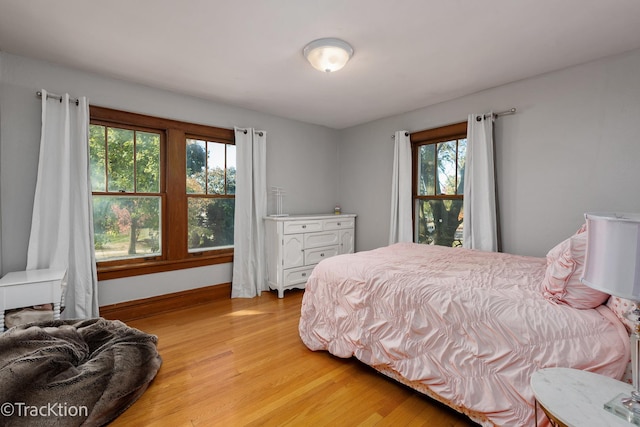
[89,124,161,261]
[186,139,235,251]
[415,138,466,247]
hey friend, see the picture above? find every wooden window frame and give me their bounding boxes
[90,106,235,280]
[411,121,467,242]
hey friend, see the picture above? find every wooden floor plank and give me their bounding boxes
[111,289,479,426]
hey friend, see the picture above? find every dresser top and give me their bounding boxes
[264,213,356,221]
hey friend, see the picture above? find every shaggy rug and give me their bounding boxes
[0,318,162,426]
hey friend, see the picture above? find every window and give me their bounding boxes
[412,122,467,247]
[89,107,235,280]
[186,138,236,252]
[90,123,164,262]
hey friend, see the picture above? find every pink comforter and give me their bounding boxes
[299,243,629,426]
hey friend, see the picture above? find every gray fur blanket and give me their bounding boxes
[0,318,162,426]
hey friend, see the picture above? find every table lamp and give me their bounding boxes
[581,212,640,424]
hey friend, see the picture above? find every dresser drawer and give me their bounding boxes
[283,220,323,234]
[304,230,340,249]
[305,246,340,265]
[283,266,315,287]
[323,218,355,231]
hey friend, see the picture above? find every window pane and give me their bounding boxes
[418,144,435,196]
[414,199,463,247]
[136,131,161,193]
[107,127,135,192]
[437,140,457,195]
[89,124,106,191]
[207,142,226,195]
[188,197,235,251]
[457,139,467,195]
[226,144,236,195]
[415,199,435,244]
[186,139,206,194]
[92,195,162,261]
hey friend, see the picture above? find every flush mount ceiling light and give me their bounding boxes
[303,38,354,73]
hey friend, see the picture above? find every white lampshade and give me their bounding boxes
[582,212,640,300]
[303,38,353,73]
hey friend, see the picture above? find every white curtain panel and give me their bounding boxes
[27,90,99,318]
[463,113,498,252]
[232,127,267,298]
[388,130,413,245]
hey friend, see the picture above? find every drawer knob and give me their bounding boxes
[302,225,307,229]
[302,272,306,277]
[337,222,341,226]
[320,253,324,257]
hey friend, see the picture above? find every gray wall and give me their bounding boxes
[0,52,340,305]
[338,48,640,257]
[3,47,640,305]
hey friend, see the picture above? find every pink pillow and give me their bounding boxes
[542,224,610,309]
[606,296,635,384]
[606,296,635,334]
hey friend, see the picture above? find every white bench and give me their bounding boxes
[0,268,66,330]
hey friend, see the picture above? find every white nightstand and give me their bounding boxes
[531,367,635,427]
[0,268,66,331]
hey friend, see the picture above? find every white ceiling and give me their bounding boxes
[2,0,640,129]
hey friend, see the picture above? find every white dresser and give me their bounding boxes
[265,214,356,298]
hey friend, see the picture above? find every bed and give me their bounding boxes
[298,238,630,426]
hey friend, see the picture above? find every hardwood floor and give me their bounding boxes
[112,289,478,427]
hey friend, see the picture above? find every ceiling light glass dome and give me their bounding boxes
[303,38,354,73]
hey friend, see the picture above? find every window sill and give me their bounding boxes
[97,253,234,281]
